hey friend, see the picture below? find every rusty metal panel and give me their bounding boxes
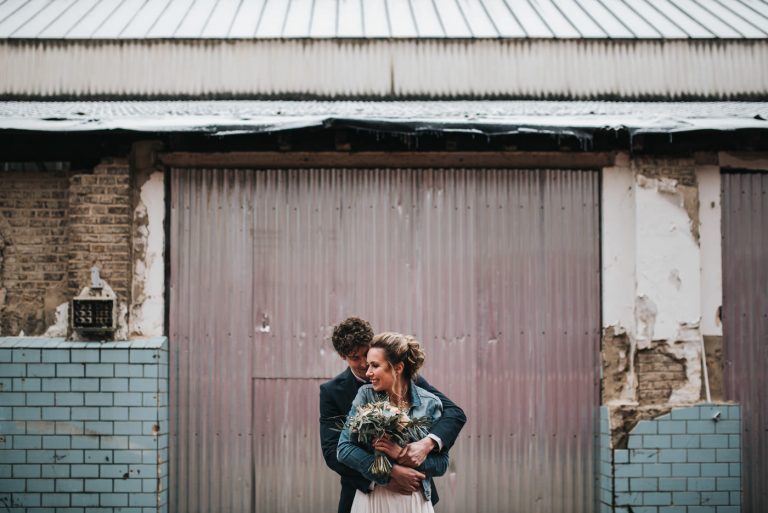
[170,167,600,513]
[721,171,768,513]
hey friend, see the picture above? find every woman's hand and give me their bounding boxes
[372,437,404,461]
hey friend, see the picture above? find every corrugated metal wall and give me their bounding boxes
[721,171,768,513]
[170,167,601,513]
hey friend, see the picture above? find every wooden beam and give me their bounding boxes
[718,152,768,171]
[159,151,617,169]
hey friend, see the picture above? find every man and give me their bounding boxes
[319,317,466,513]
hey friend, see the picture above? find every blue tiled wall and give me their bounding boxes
[0,337,168,513]
[600,404,741,513]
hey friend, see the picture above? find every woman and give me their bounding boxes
[337,332,449,513]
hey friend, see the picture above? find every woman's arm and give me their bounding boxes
[336,387,390,485]
[414,376,466,452]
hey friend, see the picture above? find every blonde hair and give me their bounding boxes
[370,332,425,381]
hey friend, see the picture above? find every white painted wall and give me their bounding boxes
[697,166,723,337]
[129,171,165,338]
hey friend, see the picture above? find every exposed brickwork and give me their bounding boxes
[0,161,132,337]
[67,162,132,302]
[637,343,688,406]
[0,171,70,336]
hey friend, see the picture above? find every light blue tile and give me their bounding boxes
[0,349,11,362]
[70,464,99,478]
[128,464,156,478]
[57,364,85,377]
[129,378,157,392]
[71,407,99,421]
[83,479,112,493]
[27,392,55,406]
[84,393,112,406]
[101,350,129,363]
[114,364,143,378]
[700,406,726,421]
[660,507,686,513]
[100,378,128,392]
[27,364,55,378]
[644,464,671,478]
[114,393,143,407]
[688,449,716,463]
[27,450,56,463]
[14,406,41,420]
[71,493,99,507]
[0,392,24,407]
[727,406,740,420]
[671,434,700,448]
[630,477,658,491]
[701,435,729,449]
[672,463,700,477]
[99,493,128,508]
[13,349,41,363]
[99,464,129,479]
[27,479,54,492]
[701,463,729,477]
[12,463,41,478]
[40,463,70,477]
[114,450,143,464]
[658,478,687,491]
[14,492,41,507]
[716,507,740,513]
[71,349,100,363]
[84,421,112,435]
[644,436,671,449]
[658,449,686,463]
[100,435,129,450]
[701,491,729,505]
[84,364,113,378]
[129,493,158,507]
[42,350,70,363]
[689,477,716,491]
[642,492,670,506]
[100,407,128,421]
[41,493,70,507]
[729,463,740,477]
[56,392,84,406]
[659,422,686,435]
[71,435,99,449]
[715,477,740,491]
[728,435,740,449]
[671,408,700,420]
[633,508,659,513]
[631,449,658,463]
[114,421,143,436]
[53,449,84,464]
[130,407,157,421]
[41,378,70,392]
[84,450,113,464]
[688,421,716,434]
[115,478,142,493]
[688,507,716,513]
[56,479,84,492]
[672,491,700,505]
[714,421,740,435]
[13,378,41,392]
[130,350,160,364]
[70,379,99,392]
[42,435,71,449]
[41,406,69,421]
[2,364,26,377]
[0,479,25,492]
[13,434,42,449]
[0,465,9,478]
[729,491,740,505]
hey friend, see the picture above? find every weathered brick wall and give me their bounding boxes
[0,161,132,337]
[637,345,689,406]
[0,170,70,336]
[0,337,169,513]
[67,162,132,301]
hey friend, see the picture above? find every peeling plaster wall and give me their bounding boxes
[601,158,725,431]
[129,171,165,337]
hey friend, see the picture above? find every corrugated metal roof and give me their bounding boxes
[0,100,766,133]
[0,0,766,39]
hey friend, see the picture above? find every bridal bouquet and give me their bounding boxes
[344,400,432,479]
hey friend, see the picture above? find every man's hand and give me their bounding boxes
[396,437,436,468]
[383,464,425,495]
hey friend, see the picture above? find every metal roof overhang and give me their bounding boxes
[1,101,767,158]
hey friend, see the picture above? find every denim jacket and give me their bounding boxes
[336,382,449,501]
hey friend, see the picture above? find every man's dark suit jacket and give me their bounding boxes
[319,367,466,513]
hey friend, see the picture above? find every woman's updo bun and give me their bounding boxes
[371,332,425,381]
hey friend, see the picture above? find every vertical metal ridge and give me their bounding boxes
[722,171,768,513]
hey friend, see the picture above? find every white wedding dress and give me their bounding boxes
[350,487,434,513]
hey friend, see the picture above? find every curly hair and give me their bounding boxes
[332,317,374,356]
[370,332,425,381]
